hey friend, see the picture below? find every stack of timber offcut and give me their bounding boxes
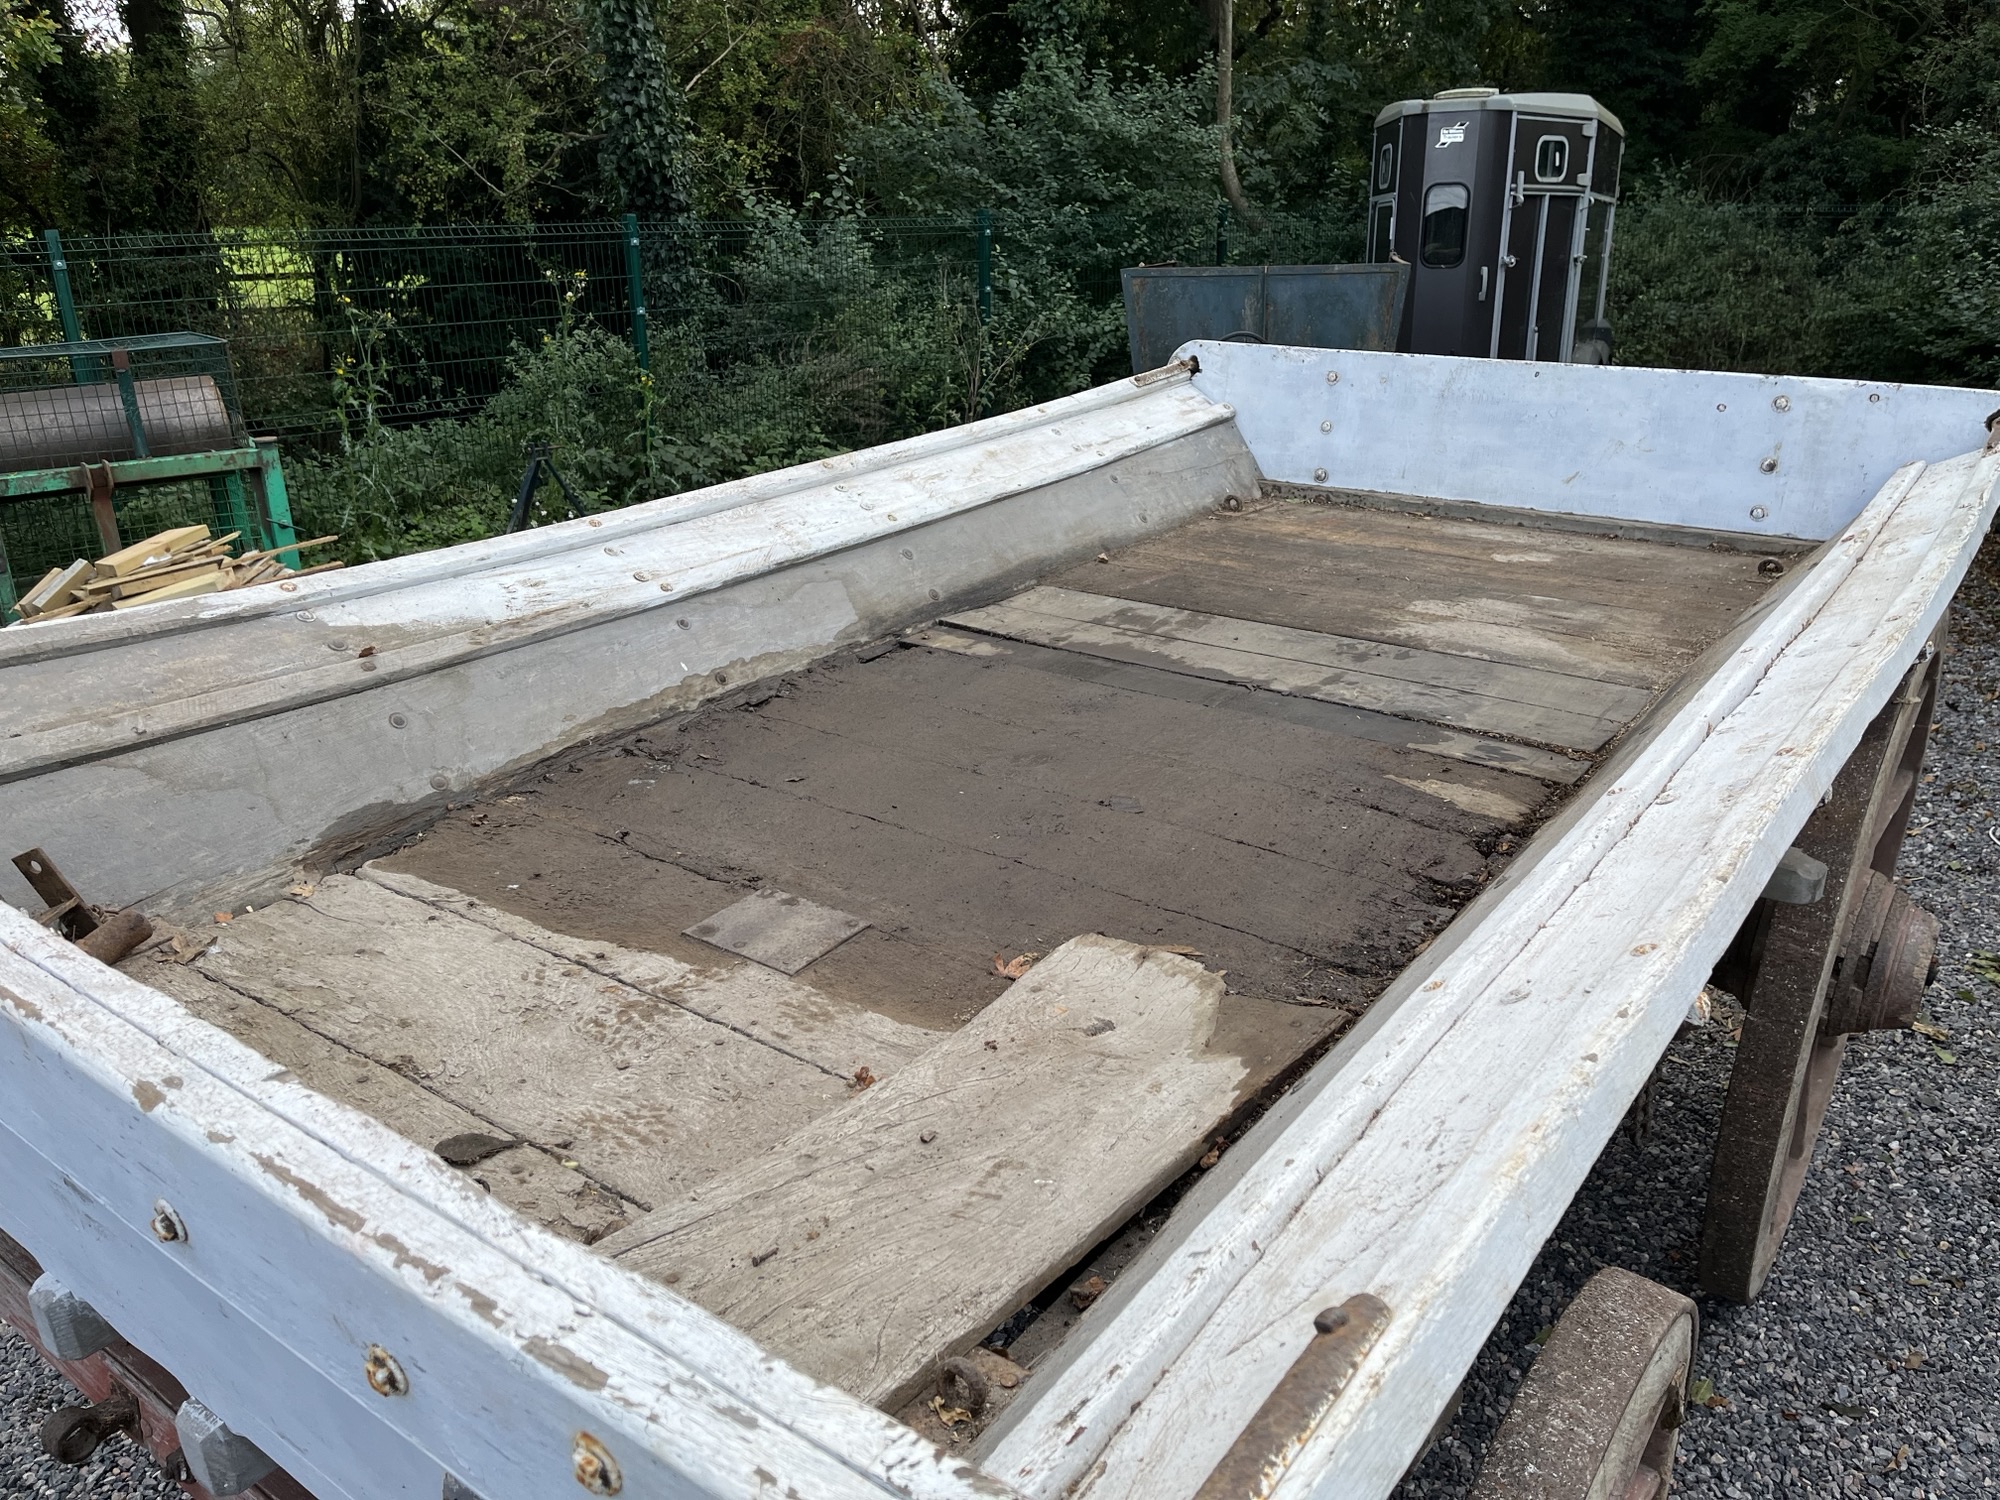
[9,525,340,624]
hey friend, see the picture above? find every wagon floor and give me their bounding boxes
[128,494,1793,1412]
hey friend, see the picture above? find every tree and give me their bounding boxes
[592,0,689,220]
[0,0,60,230]
[117,0,204,228]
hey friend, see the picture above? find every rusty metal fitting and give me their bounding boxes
[150,1199,187,1243]
[1193,1293,1391,1500]
[40,1389,139,1464]
[935,1356,990,1417]
[364,1343,409,1397]
[1824,872,1939,1035]
[572,1431,622,1494]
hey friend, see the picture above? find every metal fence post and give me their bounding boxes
[976,209,993,324]
[622,213,650,375]
[1215,201,1231,265]
[43,229,83,343]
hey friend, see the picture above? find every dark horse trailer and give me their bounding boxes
[1370,88,1623,364]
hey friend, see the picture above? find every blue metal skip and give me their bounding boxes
[1122,263,1410,373]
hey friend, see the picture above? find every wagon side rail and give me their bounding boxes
[0,909,1023,1500]
[977,442,2000,1500]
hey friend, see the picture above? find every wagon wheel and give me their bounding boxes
[1699,631,1944,1303]
[1469,1267,1698,1500]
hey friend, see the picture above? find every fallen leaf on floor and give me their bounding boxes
[286,882,316,898]
[1070,1274,1107,1310]
[1688,1376,1715,1404]
[1903,1349,1925,1369]
[1969,951,2000,984]
[991,951,1039,979]
[1931,1045,1957,1065]
[1911,1018,1950,1041]
[212,911,233,924]
[929,1396,972,1428]
[852,1066,876,1090]
[1885,1444,1911,1472]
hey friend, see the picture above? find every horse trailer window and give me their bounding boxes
[1534,135,1568,183]
[1376,142,1395,191]
[1420,183,1470,268]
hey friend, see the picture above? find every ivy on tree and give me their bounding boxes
[591,0,688,222]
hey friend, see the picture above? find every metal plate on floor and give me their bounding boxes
[684,888,870,974]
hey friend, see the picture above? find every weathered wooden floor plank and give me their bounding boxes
[361,864,940,1080]
[1052,500,1787,687]
[601,934,1260,1408]
[124,952,636,1241]
[945,587,1637,751]
[909,629,1587,784]
[187,875,861,1211]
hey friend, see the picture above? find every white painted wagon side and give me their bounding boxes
[1,349,1995,1500]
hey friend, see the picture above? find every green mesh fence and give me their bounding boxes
[0,218,989,441]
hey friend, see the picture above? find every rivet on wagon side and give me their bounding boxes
[572,1432,622,1494]
[363,1344,409,1397]
[1313,467,1329,482]
[150,1200,187,1243]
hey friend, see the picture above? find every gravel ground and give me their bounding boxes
[4,550,1998,1498]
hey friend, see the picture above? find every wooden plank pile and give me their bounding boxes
[10,525,340,624]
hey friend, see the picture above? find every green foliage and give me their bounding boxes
[287,209,988,562]
[853,42,1218,393]
[592,0,689,220]
[0,0,59,230]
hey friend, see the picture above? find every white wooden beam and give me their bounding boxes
[1187,340,1999,540]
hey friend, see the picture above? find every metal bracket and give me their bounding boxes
[175,1399,277,1496]
[82,460,120,555]
[1761,847,1827,905]
[29,1274,118,1360]
[1193,1294,1392,1500]
[10,847,99,940]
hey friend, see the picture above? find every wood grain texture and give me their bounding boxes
[187,875,856,1210]
[362,864,940,1083]
[127,952,634,1241]
[946,587,1639,751]
[1050,500,1783,687]
[603,934,1253,1408]
[906,628,1587,785]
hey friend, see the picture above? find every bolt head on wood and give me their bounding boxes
[572,1431,622,1494]
[150,1199,187,1243]
[364,1343,409,1397]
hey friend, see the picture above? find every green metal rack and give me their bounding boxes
[0,331,298,619]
